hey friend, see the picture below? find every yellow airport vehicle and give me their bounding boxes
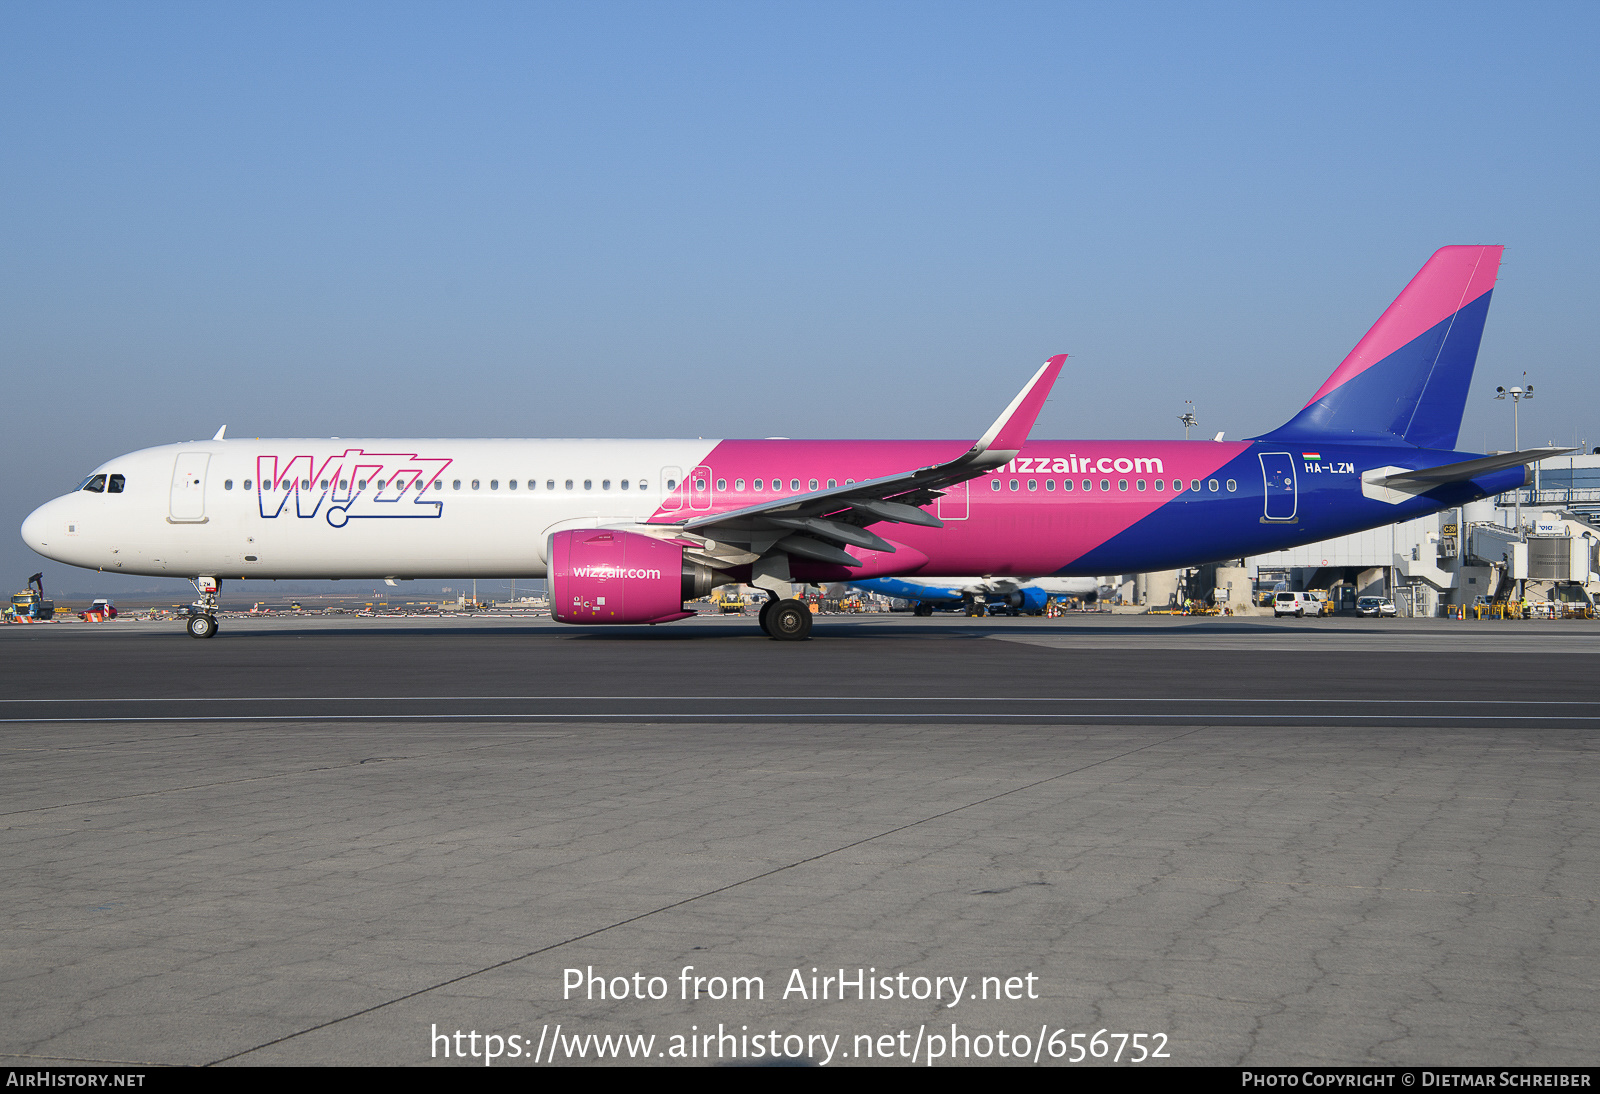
[4,573,55,622]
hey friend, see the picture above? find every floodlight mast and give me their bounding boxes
[1494,374,1534,535]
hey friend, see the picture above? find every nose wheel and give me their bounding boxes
[186,576,221,638]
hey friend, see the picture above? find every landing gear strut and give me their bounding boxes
[187,576,220,639]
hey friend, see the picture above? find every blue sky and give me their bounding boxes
[4,2,1597,593]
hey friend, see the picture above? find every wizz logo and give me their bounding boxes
[255,450,452,527]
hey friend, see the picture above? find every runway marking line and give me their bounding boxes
[3,695,1598,704]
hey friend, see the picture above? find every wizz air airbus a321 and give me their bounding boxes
[21,246,1567,640]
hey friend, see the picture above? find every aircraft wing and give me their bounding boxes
[659,355,1066,569]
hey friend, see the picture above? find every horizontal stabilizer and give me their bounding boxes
[1374,447,1575,489]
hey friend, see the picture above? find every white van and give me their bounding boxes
[1274,591,1319,618]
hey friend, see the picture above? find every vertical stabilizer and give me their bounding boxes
[1260,245,1503,449]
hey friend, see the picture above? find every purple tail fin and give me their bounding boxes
[1260,245,1503,449]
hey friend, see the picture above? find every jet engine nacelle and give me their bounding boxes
[1009,587,1049,614]
[548,529,723,625]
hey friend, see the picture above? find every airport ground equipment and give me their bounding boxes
[5,573,55,622]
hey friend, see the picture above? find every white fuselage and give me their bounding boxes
[23,438,720,580]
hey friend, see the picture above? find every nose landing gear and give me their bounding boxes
[187,576,221,639]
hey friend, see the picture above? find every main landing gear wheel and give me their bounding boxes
[186,614,218,639]
[758,598,777,636]
[767,599,812,641]
[913,602,934,617]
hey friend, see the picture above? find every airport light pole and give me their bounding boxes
[1179,402,1198,440]
[1495,376,1533,533]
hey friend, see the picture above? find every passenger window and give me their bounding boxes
[638,480,647,491]
[319,479,329,489]
[1062,478,1073,491]
[666,479,675,491]
[1118,479,1128,491]
[490,480,499,490]
[377,480,386,489]
[469,480,479,490]
[224,479,233,490]
[584,480,592,490]
[1226,479,1237,492]
[715,479,725,491]
[1082,479,1092,491]
[991,479,1001,491]
[433,480,442,490]
[753,479,763,491]
[1045,479,1055,491]
[452,480,460,490]
[1154,479,1164,491]
[547,480,555,490]
[1191,479,1201,491]
[358,479,367,490]
[603,480,611,490]
[827,479,836,488]
[1100,479,1110,491]
[734,479,744,491]
[1173,479,1182,491]
[302,479,310,490]
[108,474,125,493]
[1208,479,1219,492]
[1136,479,1146,491]
[83,475,106,493]
[621,480,630,490]
[809,479,818,491]
[565,480,574,490]
[244,479,253,490]
[1027,479,1037,491]
[509,480,518,490]
[1009,479,1018,492]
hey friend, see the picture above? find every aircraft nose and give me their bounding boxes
[21,499,59,558]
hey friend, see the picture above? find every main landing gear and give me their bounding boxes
[757,596,812,641]
[187,576,221,639]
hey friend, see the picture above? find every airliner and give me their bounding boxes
[851,576,1111,615]
[21,246,1566,640]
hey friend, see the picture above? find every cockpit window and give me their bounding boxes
[107,474,125,493]
[81,474,106,493]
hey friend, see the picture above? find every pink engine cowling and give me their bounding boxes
[548,529,703,625]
